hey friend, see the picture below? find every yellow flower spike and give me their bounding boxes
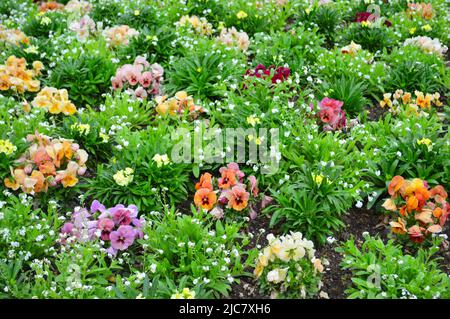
[421,24,432,32]
[134,10,140,16]
[409,27,416,34]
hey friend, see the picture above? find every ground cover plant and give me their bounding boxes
[0,0,449,300]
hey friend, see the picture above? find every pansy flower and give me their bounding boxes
[194,188,217,211]
[226,186,250,211]
[195,172,213,191]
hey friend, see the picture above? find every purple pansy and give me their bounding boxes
[110,225,136,250]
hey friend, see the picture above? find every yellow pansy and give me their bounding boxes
[246,115,261,127]
[236,11,248,19]
[0,139,17,155]
[421,24,432,32]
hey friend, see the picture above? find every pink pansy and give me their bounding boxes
[261,195,273,209]
[111,76,123,90]
[127,69,140,86]
[134,56,150,68]
[91,200,106,214]
[109,204,138,226]
[317,97,347,131]
[407,225,425,243]
[134,86,148,99]
[249,205,257,220]
[97,218,114,241]
[248,175,259,197]
[218,189,231,205]
[115,69,126,83]
[61,222,74,235]
[320,97,343,110]
[60,201,144,257]
[110,225,136,250]
[318,107,339,124]
[151,63,164,80]
[220,162,245,182]
[210,206,224,219]
[139,71,153,88]
[111,57,164,98]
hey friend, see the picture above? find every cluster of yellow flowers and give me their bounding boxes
[417,138,433,151]
[31,87,77,115]
[71,123,90,135]
[178,15,213,35]
[113,167,134,186]
[246,115,261,127]
[0,56,42,93]
[236,11,248,19]
[0,139,17,155]
[312,173,330,186]
[254,232,324,280]
[170,288,195,299]
[99,132,109,143]
[379,90,443,116]
[155,91,202,116]
[152,153,170,168]
[0,25,30,46]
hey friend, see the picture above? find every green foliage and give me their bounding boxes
[47,54,116,108]
[22,11,68,38]
[343,25,393,53]
[324,76,369,116]
[165,46,245,101]
[337,235,450,299]
[138,207,250,298]
[266,165,355,244]
[250,27,324,72]
[362,114,450,207]
[83,126,191,211]
[383,47,449,93]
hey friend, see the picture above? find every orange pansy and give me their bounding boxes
[195,172,213,191]
[390,218,407,235]
[226,186,250,211]
[194,188,217,211]
[218,169,237,189]
[388,175,405,197]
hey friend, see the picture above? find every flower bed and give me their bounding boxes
[0,0,449,301]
